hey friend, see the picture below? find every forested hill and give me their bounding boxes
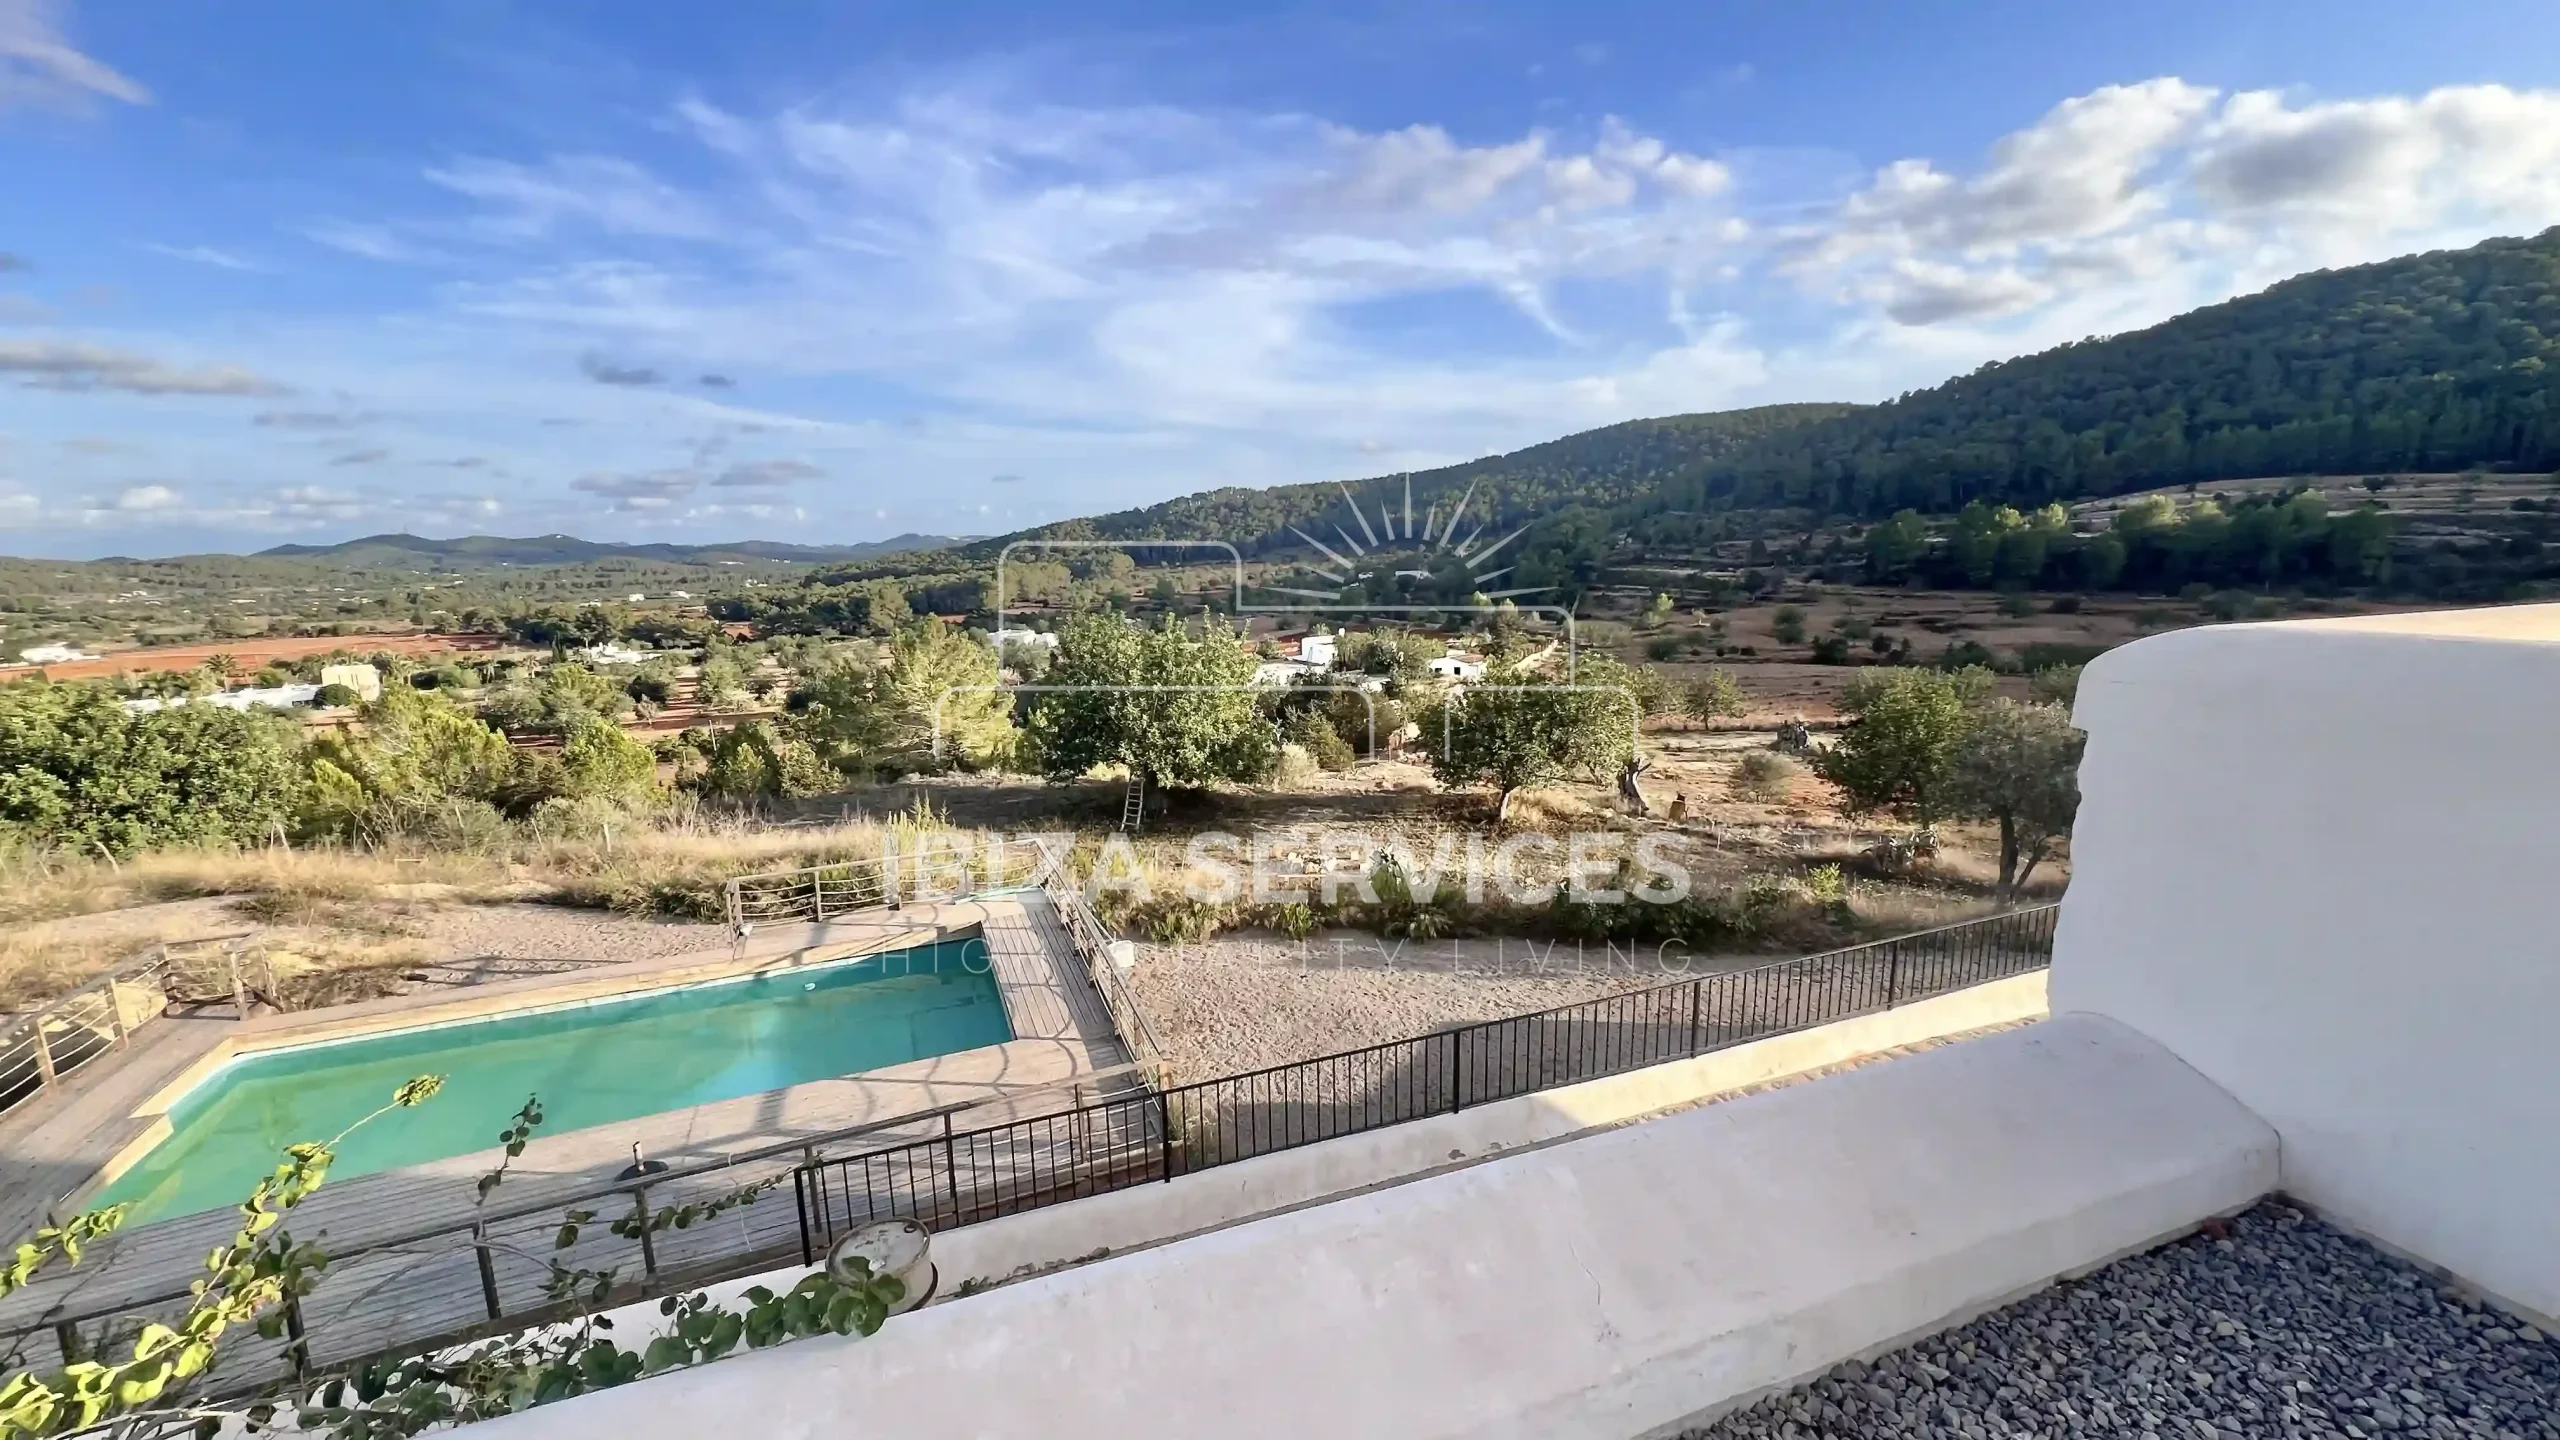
[961,402,1860,560]
[1639,227,2560,523]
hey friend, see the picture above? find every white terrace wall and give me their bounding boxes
[2054,603,2560,1323]
[476,1017,2274,1440]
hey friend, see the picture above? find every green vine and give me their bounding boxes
[0,1080,908,1440]
[0,1075,446,1440]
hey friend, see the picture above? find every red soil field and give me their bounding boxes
[3,632,505,683]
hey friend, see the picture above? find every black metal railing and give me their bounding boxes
[0,902,2053,1399]
[796,903,2057,1253]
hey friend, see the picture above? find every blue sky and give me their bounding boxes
[4,0,2560,557]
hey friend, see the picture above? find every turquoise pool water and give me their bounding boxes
[97,939,1009,1224]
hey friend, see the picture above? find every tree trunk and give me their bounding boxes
[1495,787,1516,824]
[2013,837,2050,896]
[1996,812,2020,904]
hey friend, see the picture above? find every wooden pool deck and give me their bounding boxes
[0,893,1136,1373]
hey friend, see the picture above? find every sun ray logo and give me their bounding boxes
[1264,475,1548,603]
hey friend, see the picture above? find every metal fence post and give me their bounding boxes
[941,1111,964,1225]
[1156,1089,1175,1182]
[29,1022,54,1091]
[794,1167,814,1267]
[1446,1028,1465,1114]
[1884,940,1903,1008]
[474,1222,502,1320]
[631,1188,659,1278]
[1686,979,1701,1055]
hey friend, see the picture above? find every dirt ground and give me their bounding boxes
[1126,931,1705,1078]
[4,898,731,1010]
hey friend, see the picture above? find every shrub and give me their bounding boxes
[1732,751,1798,803]
[1645,634,1683,661]
[1997,592,2036,618]
[1769,605,1807,644]
[314,682,360,707]
[1935,639,2005,672]
[1809,636,1852,665]
[1284,711,1356,771]
[2047,595,2083,614]
[1262,901,1318,941]
[2015,641,2106,671]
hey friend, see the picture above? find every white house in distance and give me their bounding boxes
[319,662,384,701]
[18,643,94,665]
[122,684,322,715]
[987,627,1059,654]
[1294,632,1338,668]
[1427,655,1486,681]
[578,643,655,667]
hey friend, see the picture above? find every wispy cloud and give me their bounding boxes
[141,243,259,272]
[0,0,148,112]
[301,221,446,265]
[580,353,662,386]
[254,409,376,429]
[710,458,821,488]
[571,468,696,509]
[0,339,282,395]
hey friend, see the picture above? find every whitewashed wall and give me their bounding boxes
[474,1017,2273,1440]
[2055,604,2560,1323]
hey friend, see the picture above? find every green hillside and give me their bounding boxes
[967,403,1862,560]
[1642,227,2560,523]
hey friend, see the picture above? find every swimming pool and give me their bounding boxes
[95,938,1011,1224]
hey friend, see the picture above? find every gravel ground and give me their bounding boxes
[1126,931,1731,1077]
[1682,1201,2560,1440]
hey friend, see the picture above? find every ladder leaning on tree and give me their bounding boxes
[1118,771,1145,835]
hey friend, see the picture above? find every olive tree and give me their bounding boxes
[1681,668,1749,730]
[1028,612,1274,807]
[1945,698,2084,901]
[1418,665,1636,822]
[1810,668,1971,824]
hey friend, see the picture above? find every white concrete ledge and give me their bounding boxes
[476,1013,2277,1440]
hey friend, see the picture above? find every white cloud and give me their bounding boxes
[109,484,177,512]
[0,0,147,112]
[1792,79,2560,332]
[1873,259,2053,326]
[2193,86,2560,233]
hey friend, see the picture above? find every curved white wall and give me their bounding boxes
[2056,604,2560,1322]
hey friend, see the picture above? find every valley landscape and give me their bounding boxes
[6,8,2560,1422]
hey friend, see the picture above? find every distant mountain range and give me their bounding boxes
[250,532,972,568]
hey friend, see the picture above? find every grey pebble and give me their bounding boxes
[1675,1202,2560,1439]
